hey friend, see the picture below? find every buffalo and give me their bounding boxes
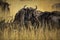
[0,0,10,12]
[13,5,40,29]
[13,5,26,27]
[49,11,60,29]
[38,11,60,30]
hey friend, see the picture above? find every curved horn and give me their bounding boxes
[24,5,27,8]
[35,5,37,10]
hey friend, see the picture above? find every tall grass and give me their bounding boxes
[0,23,60,40]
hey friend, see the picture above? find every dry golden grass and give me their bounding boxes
[0,24,60,40]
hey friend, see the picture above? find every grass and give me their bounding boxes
[0,23,60,40]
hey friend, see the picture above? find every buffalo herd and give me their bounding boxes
[13,5,60,30]
[0,5,60,30]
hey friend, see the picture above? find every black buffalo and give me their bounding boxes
[0,1,10,11]
[38,11,60,30]
[13,5,26,27]
[49,11,60,29]
[13,5,40,29]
